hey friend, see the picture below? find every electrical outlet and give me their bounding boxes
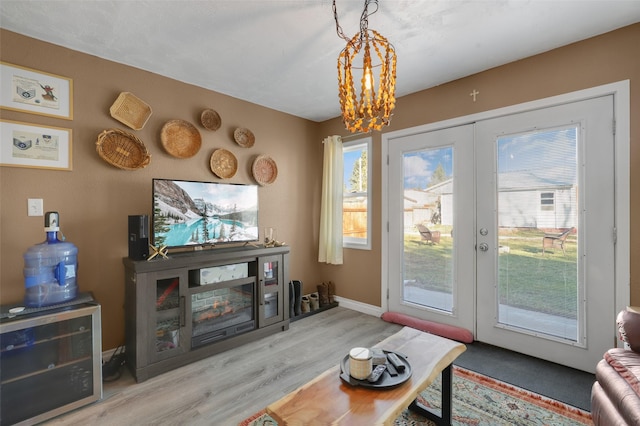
[28,198,43,216]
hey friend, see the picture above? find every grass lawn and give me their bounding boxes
[403,227,578,319]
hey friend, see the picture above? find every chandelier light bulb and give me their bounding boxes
[363,65,374,91]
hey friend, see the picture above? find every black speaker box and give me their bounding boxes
[128,215,149,260]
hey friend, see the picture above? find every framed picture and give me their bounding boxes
[0,119,72,171]
[0,62,73,120]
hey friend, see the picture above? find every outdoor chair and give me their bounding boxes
[416,223,441,244]
[542,227,574,254]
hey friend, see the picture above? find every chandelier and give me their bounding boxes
[333,0,397,133]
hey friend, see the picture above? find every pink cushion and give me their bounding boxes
[381,311,474,343]
[617,308,640,352]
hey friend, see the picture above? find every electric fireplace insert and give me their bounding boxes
[190,280,255,348]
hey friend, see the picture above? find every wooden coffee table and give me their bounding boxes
[266,326,466,425]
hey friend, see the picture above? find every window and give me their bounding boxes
[540,192,555,211]
[343,138,372,249]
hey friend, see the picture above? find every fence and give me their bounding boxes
[343,204,367,238]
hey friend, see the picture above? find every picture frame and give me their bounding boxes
[0,62,73,120]
[0,119,72,171]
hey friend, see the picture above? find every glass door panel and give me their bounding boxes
[260,256,283,326]
[496,126,579,340]
[153,273,185,359]
[402,146,454,313]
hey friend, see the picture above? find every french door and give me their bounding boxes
[386,95,617,372]
[475,96,615,372]
[387,124,476,333]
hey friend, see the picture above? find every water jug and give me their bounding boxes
[23,212,78,307]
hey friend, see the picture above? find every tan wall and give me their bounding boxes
[318,23,640,307]
[0,30,324,349]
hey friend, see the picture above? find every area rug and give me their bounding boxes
[239,366,591,425]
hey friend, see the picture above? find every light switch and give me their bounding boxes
[28,198,43,216]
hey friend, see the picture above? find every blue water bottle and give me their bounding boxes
[23,212,78,307]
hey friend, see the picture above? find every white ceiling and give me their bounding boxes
[1,1,639,122]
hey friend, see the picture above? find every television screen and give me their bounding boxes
[152,179,258,248]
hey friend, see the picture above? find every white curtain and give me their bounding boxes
[318,135,344,264]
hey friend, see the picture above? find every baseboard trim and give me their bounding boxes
[334,296,383,317]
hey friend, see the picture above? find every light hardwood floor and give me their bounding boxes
[44,307,403,426]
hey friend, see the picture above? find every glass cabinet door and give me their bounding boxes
[259,255,283,326]
[150,270,188,361]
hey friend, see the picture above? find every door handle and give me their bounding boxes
[259,279,264,305]
[478,243,489,252]
[180,296,186,327]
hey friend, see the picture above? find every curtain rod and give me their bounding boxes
[322,132,372,144]
[340,131,371,141]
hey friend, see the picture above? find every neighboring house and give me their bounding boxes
[404,181,450,228]
[498,171,577,229]
[405,172,576,230]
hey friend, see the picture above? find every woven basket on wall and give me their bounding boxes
[234,127,255,148]
[96,129,151,170]
[210,148,238,179]
[252,155,278,186]
[161,119,202,158]
[200,109,221,131]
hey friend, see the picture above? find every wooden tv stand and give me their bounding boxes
[123,245,290,382]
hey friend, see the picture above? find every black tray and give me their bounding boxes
[339,350,412,389]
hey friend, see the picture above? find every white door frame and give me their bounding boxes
[381,81,630,339]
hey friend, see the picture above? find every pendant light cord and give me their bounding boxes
[333,0,380,42]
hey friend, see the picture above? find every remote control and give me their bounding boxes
[367,364,387,382]
[387,352,405,371]
[386,361,399,377]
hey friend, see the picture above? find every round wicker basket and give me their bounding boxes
[96,129,151,170]
[200,109,221,131]
[233,127,255,148]
[210,148,238,179]
[252,155,278,186]
[161,119,202,158]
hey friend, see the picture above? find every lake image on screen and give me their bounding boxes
[153,179,258,247]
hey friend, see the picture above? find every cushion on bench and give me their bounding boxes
[381,311,473,343]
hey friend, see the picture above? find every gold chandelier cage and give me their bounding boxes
[333,0,397,133]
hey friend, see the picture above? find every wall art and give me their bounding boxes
[0,119,72,170]
[0,62,73,120]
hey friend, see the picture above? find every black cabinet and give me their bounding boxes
[0,302,102,425]
[124,245,290,382]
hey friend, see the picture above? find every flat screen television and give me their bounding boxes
[152,178,259,249]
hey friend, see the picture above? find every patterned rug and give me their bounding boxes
[239,366,592,425]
